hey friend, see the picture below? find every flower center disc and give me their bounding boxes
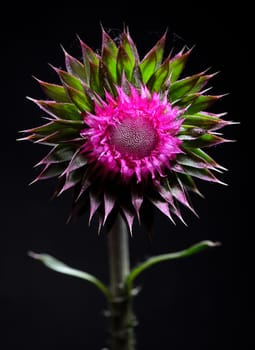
[110,117,158,159]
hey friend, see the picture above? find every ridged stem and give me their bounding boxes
[108,214,136,350]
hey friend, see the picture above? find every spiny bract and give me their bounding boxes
[20,27,234,234]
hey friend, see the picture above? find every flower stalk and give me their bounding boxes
[108,214,136,350]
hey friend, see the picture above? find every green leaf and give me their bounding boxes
[169,48,192,82]
[182,112,227,130]
[189,73,215,94]
[28,252,111,299]
[54,119,84,127]
[178,165,223,183]
[24,121,64,135]
[122,32,139,69]
[99,64,117,95]
[166,175,196,214]
[101,28,118,57]
[28,99,82,120]
[169,73,201,101]
[178,142,226,171]
[23,118,82,135]
[59,169,84,194]
[117,45,134,82]
[139,32,166,84]
[33,163,67,181]
[66,85,93,112]
[186,95,220,114]
[38,145,77,165]
[101,28,119,84]
[46,129,80,143]
[178,124,204,136]
[80,39,100,65]
[125,241,220,294]
[53,67,84,92]
[102,48,118,83]
[147,58,170,92]
[177,153,214,169]
[173,93,199,107]
[63,48,86,81]
[140,50,157,84]
[79,38,100,84]
[35,135,78,146]
[89,62,103,95]
[182,133,226,148]
[152,32,167,67]
[132,64,143,87]
[35,79,70,102]
[184,148,226,170]
[23,123,80,144]
[65,150,88,173]
[176,173,202,196]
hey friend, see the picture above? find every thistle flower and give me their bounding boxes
[20,27,233,233]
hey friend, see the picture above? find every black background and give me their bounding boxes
[1,3,242,350]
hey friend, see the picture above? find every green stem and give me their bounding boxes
[108,214,136,350]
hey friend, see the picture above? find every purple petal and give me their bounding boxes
[89,192,101,225]
[76,175,91,200]
[149,198,175,224]
[103,192,115,224]
[131,191,143,223]
[121,207,135,235]
[97,212,103,235]
[154,180,175,206]
[57,171,81,196]
[171,182,198,217]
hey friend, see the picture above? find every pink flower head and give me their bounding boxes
[81,86,183,183]
[22,27,233,233]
